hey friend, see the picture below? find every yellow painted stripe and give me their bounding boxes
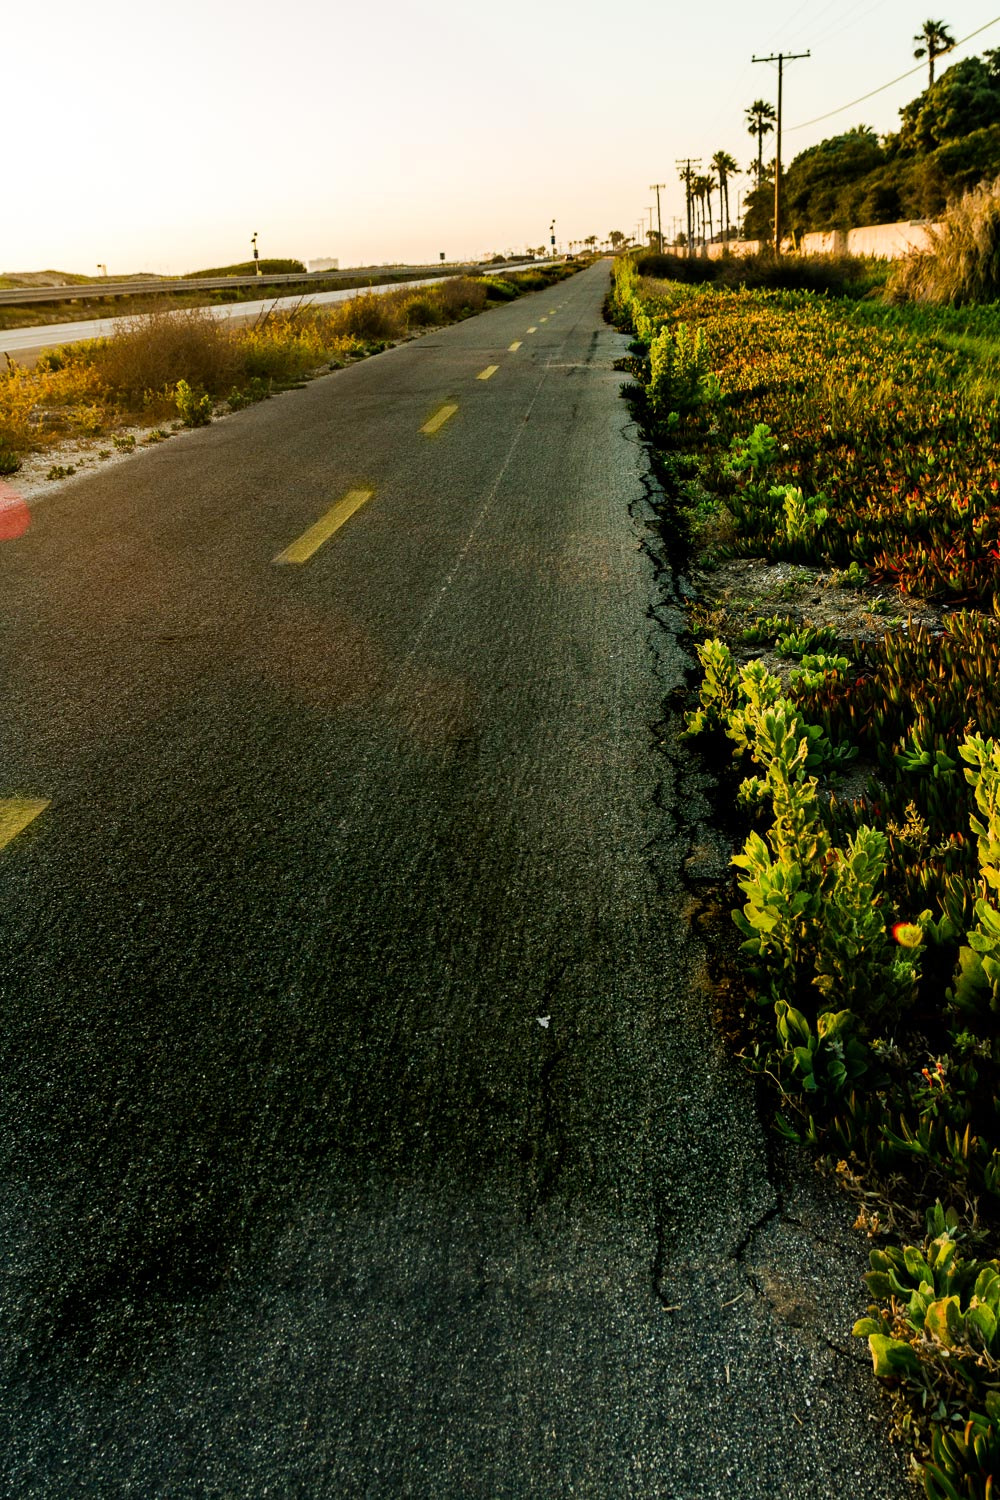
[421,403,458,435]
[477,365,499,381]
[274,489,375,564]
[0,798,49,851]
[526,326,538,334]
[508,341,522,352]
[549,309,556,313]
[539,317,548,323]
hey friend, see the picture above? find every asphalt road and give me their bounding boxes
[0,262,908,1497]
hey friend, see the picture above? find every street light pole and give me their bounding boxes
[251,230,261,276]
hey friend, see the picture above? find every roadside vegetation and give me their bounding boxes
[633,248,888,298]
[0,260,495,333]
[610,241,1000,1495]
[0,263,580,475]
[181,258,307,278]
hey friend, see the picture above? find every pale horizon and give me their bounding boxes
[10,0,999,278]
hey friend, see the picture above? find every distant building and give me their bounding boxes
[308,257,339,272]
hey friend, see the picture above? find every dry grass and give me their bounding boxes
[433,277,489,318]
[0,265,576,462]
[93,306,241,398]
[889,175,1000,304]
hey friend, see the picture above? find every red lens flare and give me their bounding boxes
[0,479,30,540]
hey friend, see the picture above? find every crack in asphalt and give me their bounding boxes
[621,364,883,1395]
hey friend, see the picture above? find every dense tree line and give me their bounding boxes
[742,50,1000,242]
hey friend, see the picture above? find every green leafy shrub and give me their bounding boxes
[855,1203,1000,1493]
[647,323,722,419]
[949,735,1000,1021]
[402,294,443,326]
[609,258,640,328]
[227,377,271,411]
[775,623,841,657]
[175,379,212,427]
[732,726,916,1023]
[482,277,519,302]
[726,421,779,481]
[774,1000,869,1104]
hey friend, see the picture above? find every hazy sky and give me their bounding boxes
[9,1,999,275]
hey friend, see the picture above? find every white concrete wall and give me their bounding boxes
[800,230,847,256]
[676,224,938,262]
[705,239,761,260]
[843,222,938,258]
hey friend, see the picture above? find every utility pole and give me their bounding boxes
[650,184,666,252]
[675,159,701,257]
[752,49,809,255]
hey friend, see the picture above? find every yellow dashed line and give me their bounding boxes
[273,489,375,564]
[477,365,499,381]
[0,798,49,851]
[526,326,537,334]
[539,317,548,323]
[508,341,522,352]
[421,403,459,435]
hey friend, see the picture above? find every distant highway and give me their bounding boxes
[0,261,548,366]
[0,262,493,306]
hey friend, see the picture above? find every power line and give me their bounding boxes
[787,13,1000,132]
[763,0,818,50]
[808,0,892,53]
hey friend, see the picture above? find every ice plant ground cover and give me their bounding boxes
[612,257,1000,1497]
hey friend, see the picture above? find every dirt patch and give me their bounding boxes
[7,422,195,504]
[688,555,948,661]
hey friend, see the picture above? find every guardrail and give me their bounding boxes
[0,264,490,308]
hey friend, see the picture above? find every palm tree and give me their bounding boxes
[913,18,956,88]
[711,150,739,243]
[609,230,626,251]
[746,99,777,185]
